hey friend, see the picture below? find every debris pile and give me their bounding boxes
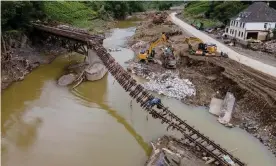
[131,41,147,50]
[142,71,196,100]
[263,40,276,54]
[166,29,183,36]
[127,62,153,78]
[127,62,195,100]
[146,136,206,166]
[108,48,122,52]
[151,12,168,24]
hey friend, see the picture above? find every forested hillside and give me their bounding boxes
[1,1,182,32]
[183,1,276,28]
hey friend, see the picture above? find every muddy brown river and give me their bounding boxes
[2,24,276,166]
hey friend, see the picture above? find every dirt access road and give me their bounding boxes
[170,12,276,78]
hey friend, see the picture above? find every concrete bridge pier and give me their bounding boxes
[84,48,108,81]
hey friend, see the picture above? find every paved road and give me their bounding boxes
[170,12,276,78]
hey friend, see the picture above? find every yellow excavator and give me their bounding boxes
[184,37,218,56]
[138,32,169,62]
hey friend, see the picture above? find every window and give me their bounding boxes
[264,23,267,29]
[236,21,238,26]
[238,31,240,37]
[243,23,245,28]
[241,32,244,38]
[240,22,242,27]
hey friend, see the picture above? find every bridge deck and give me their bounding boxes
[32,23,104,44]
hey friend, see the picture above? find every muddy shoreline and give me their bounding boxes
[127,11,276,156]
[1,35,67,92]
[1,34,67,90]
[1,20,116,91]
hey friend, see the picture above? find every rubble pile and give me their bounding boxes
[127,61,195,100]
[151,12,169,24]
[146,136,206,166]
[131,41,147,50]
[142,71,196,100]
[166,29,183,36]
[246,40,276,54]
[263,40,276,54]
[127,62,153,78]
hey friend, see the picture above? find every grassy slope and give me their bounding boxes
[183,1,249,29]
[183,2,223,28]
[43,1,108,33]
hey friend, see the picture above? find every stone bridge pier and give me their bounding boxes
[84,48,108,81]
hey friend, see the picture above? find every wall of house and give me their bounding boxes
[227,20,246,40]
[227,21,276,41]
[245,22,276,31]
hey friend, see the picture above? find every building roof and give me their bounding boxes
[231,2,276,22]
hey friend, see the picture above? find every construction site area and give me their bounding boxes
[126,11,276,159]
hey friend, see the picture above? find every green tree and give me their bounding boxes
[103,2,129,19]
[127,1,145,14]
[157,1,173,11]
[1,1,45,30]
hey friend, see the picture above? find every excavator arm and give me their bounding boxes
[148,33,168,55]
[184,37,218,56]
[138,33,169,61]
[184,37,203,50]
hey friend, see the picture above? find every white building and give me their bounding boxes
[225,2,276,41]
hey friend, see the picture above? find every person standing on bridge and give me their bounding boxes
[145,98,162,109]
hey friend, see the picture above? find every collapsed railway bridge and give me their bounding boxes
[33,23,246,166]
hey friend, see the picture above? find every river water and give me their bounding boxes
[2,24,276,166]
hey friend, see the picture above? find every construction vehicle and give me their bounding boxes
[138,32,168,62]
[191,21,204,30]
[161,47,177,69]
[184,37,219,56]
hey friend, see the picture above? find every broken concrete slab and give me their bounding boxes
[209,92,236,127]
[218,92,235,124]
[209,98,223,116]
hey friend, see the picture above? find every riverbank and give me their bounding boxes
[1,18,116,91]
[127,11,276,156]
[1,31,67,90]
